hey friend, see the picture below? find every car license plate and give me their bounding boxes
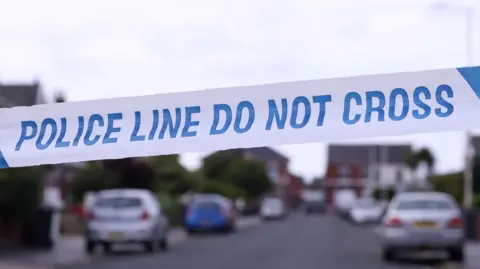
[108,232,125,241]
[414,221,437,228]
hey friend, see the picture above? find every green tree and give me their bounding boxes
[405,147,435,186]
[54,91,66,103]
[69,163,118,203]
[222,160,272,198]
[405,147,435,172]
[149,155,195,194]
[102,158,155,190]
[201,150,239,180]
[200,179,247,199]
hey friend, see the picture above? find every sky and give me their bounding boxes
[0,0,479,181]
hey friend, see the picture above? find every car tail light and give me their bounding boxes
[140,210,150,220]
[385,217,403,227]
[447,217,463,228]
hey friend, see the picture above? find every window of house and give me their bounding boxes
[339,165,350,177]
[267,162,279,182]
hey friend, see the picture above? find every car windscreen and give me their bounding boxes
[396,199,455,210]
[95,197,143,209]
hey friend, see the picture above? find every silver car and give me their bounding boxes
[84,189,170,254]
[380,192,464,262]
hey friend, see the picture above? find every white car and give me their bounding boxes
[84,189,170,254]
[349,199,383,224]
[380,192,464,263]
[260,197,287,220]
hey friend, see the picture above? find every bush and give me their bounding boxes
[430,172,463,204]
[372,187,396,201]
[0,167,44,222]
[155,192,183,226]
[473,194,480,208]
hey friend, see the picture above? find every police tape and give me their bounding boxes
[0,66,479,168]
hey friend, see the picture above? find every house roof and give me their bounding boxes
[243,147,289,164]
[0,82,44,107]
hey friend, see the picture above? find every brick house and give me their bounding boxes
[0,81,47,107]
[288,174,305,209]
[325,144,412,208]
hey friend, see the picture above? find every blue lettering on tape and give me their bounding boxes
[265,95,332,131]
[457,66,480,99]
[342,85,454,124]
[0,150,9,168]
[130,106,201,142]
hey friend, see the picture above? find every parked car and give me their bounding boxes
[260,197,287,220]
[380,192,464,263]
[303,199,325,215]
[184,195,236,234]
[83,189,170,254]
[349,199,383,225]
[334,189,356,219]
[302,190,325,215]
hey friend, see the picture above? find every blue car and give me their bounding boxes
[184,197,236,234]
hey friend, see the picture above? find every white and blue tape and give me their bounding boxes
[0,66,479,169]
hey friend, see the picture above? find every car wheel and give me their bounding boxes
[144,241,155,253]
[103,242,112,254]
[85,240,95,254]
[186,228,196,235]
[449,247,464,263]
[381,248,395,262]
[159,238,169,252]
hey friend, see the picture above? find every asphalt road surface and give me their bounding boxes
[69,214,465,269]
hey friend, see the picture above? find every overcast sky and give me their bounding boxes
[0,0,479,180]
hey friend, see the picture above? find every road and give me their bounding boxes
[68,214,466,269]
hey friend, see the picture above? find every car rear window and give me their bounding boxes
[192,201,221,210]
[95,197,143,208]
[396,199,455,210]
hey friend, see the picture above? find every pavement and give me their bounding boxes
[48,214,477,269]
[0,216,261,269]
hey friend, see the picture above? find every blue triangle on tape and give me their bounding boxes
[0,150,9,169]
[457,66,480,99]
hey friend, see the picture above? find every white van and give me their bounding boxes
[260,197,286,220]
[333,189,357,215]
[84,189,170,254]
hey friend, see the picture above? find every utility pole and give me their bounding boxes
[464,133,475,208]
[380,145,389,201]
[430,2,476,208]
[463,6,475,208]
